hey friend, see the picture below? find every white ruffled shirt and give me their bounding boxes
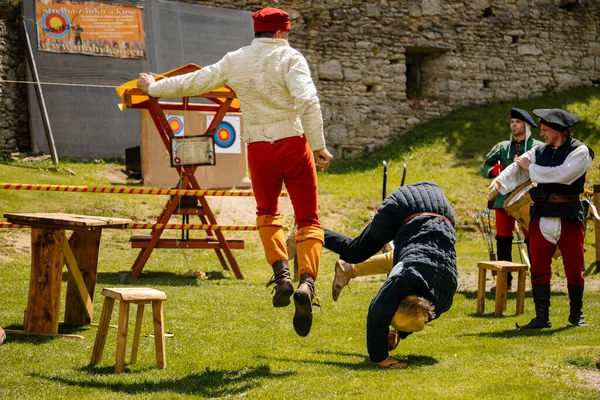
[493,143,593,243]
[148,38,326,151]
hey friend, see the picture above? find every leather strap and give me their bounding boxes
[540,194,581,204]
[402,212,452,225]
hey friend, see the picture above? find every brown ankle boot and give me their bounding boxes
[267,260,294,308]
[293,273,315,337]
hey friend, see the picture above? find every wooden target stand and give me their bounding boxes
[120,64,244,279]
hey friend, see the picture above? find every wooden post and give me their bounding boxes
[516,269,527,315]
[90,297,115,365]
[476,265,486,314]
[25,228,65,334]
[594,185,600,273]
[115,301,130,373]
[64,229,102,325]
[494,271,508,316]
[152,300,166,369]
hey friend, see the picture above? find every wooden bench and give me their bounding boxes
[90,288,167,373]
[476,261,528,317]
[130,235,244,249]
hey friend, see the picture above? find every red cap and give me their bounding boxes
[252,7,291,33]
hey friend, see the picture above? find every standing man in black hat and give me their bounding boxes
[482,108,542,291]
[488,108,594,329]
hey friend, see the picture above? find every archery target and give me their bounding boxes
[215,122,236,148]
[42,10,70,39]
[167,115,184,136]
[207,115,241,154]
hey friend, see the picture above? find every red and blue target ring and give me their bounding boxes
[214,121,236,148]
[42,10,71,39]
[167,116,184,136]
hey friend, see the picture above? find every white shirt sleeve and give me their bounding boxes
[495,148,536,195]
[528,145,593,185]
[148,56,229,99]
[284,53,325,151]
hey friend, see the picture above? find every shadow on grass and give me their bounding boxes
[63,270,233,287]
[263,354,438,370]
[460,325,572,339]
[3,323,89,344]
[31,365,295,397]
[459,290,567,300]
[327,86,600,174]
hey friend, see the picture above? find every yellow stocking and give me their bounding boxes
[296,226,324,279]
[257,215,287,265]
[353,252,394,277]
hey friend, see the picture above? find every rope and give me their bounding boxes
[0,78,130,89]
[0,72,165,90]
[0,183,288,197]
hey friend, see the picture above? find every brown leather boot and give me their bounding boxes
[267,260,294,308]
[293,273,315,337]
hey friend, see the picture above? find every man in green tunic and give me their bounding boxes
[482,108,542,290]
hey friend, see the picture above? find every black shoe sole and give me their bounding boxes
[273,288,294,308]
[293,291,312,337]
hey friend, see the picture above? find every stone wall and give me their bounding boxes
[189,0,600,158]
[0,15,28,153]
[2,0,599,157]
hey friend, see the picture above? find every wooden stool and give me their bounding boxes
[90,288,167,372]
[476,261,528,316]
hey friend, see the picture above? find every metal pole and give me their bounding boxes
[382,160,387,202]
[400,164,407,186]
[22,19,59,164]
[594,185,600,273]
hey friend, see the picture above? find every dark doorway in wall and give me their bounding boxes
[406,53,424,99]
[404,47,447,100]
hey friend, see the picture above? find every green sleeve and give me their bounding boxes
[481,143,503,178]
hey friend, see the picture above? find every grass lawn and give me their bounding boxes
[1,86,599,398]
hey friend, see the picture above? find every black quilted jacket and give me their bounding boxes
[366,182,458,363]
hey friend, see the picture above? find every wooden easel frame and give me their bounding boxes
[121,65,244,279]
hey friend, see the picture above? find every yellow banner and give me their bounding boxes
[36,0,146,59]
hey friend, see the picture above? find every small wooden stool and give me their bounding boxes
[90,288,167,372]
[476,261,528,317]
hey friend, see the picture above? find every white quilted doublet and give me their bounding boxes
[149,38,325,151]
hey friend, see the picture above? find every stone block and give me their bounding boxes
[517,44,542,56]
[343,68,362,82]
[554,73,580,87]
[486,57,506,70]
[422,0,442,16]
[579,58,594,71]
[366,4,380,18]
[318,60,344,81]
[588,43,600,56]
[408,4,422,17]
[325,123,348,142]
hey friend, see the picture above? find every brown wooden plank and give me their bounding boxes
[4,213,131,228]
[476,267,486,314]
[115,301,130,373]
[102,288,167,302]
[477,261,528,272]
[90,297,115,365]
[64,229,102,325]
[516,270,527,315]
[130,238,244,249]
[24,228,65,335]
[130,304,145,365]
[494,271,508,316]
[62,233,94,323]
[152,301,166,369]
[190,174,244,279]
